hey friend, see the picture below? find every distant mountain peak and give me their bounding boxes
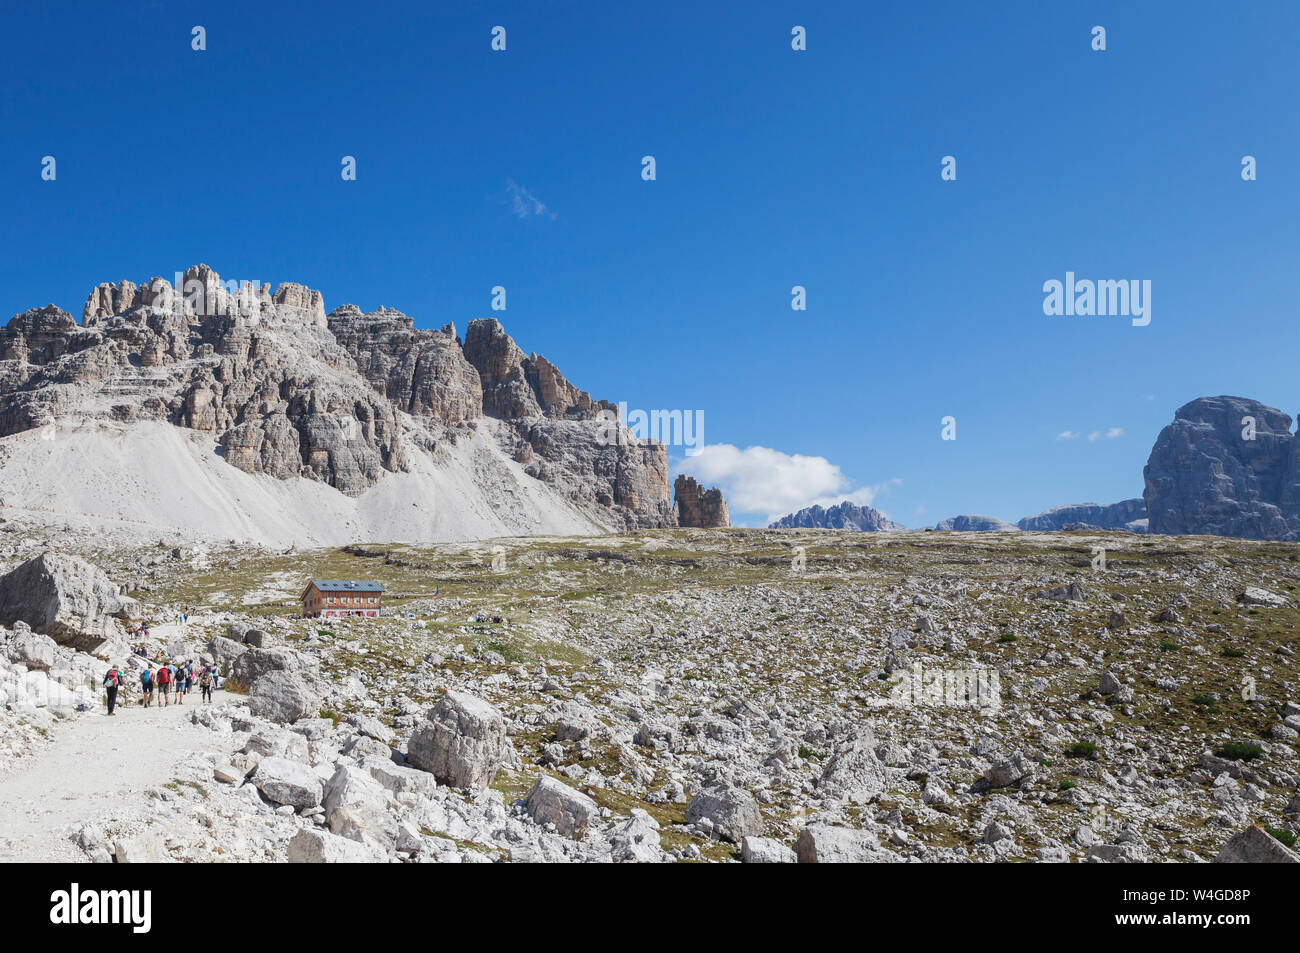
[769,500,904,532]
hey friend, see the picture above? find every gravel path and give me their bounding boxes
[0,686,231,862]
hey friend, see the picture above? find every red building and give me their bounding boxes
[301,579,384,618]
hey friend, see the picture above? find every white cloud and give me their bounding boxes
[505,179,556,220]
[678,444,897,523]
[1060,427,1122,442]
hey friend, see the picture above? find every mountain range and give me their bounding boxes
[0,282,1292,548]
[0,265,726,546]
[769,396,1300,541]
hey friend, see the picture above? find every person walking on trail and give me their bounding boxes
[103,664,123,715]
[199,664,213,704]
[157,661,171,706]
[174,662,186,704]
[140,664,154,708]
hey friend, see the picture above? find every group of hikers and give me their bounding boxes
[101,659,220,716]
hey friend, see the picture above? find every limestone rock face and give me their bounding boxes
[1,265,407,497]
[1144,396,1300,540]
[1017,499,1147,533]
[459,318,676,530]
[407,691,507,788]
[674,475,730,528]
[0,266,679,528]
[770,500,903,531]
[0,552,123,653]
[463,318,544,419]
[327,307,481,422]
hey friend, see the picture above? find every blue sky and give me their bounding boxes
[2,1,1298,527]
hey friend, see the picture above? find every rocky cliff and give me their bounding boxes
[1143,395,1300,540]
[1017,499,1147,533]
[0,265,405,496]
[769,500,904,532]
[457,319,675,530]
[0,265,689,537]
[933,514,1019,532]
[674,475,730,528]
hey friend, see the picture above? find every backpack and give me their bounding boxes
[158,666,170,684]
[200,668,211,687]
[103,669,119,688]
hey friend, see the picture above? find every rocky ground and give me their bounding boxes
[2,526,1299,862]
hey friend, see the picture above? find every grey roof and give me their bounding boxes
[308,579,384,593]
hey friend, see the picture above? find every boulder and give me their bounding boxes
[113,833,167,863]
[340,733,393,761]
[207,635,248,671]
[407,691,506,788]
[322,765,399,849]
[1214,825,1300,863]
[1033,583,1085,602]
[0,552,123,652]
[609,809,663,863]
[684,784,762,843]
[816,727,888,804]
[796,824,888,862]
[230,646,312,686]
[247,670,319,724]
[323,764,391,818]
[1098,671,1122,695]
[287,828,383,863]
[1,628,57,670]
[983,754,1034,789]
[741,836,797,863]
[1237,587,1290,609]
[525,775,600,840]
[347,713,394,745]
[254,757,323,809]
[243,725,309,762]
[364,758,438,800]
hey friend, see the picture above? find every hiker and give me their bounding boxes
[140,664,153,707]
[174,663,186,704]
[157,661,171,706]
[103,664,123,715]
[199,664,213,703]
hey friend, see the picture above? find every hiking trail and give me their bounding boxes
[0,626,232,862]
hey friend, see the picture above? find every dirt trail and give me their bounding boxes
[0,677,231,862]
